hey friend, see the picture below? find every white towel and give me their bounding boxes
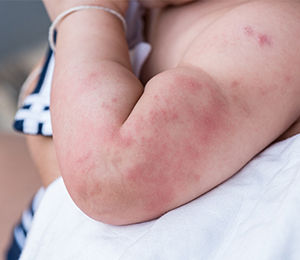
[20,133,300,260]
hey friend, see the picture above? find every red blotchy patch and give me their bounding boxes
[284,75,292,83]
[172,74,203,94]
[231,80,240,88]
[154,95,160,101]
[183,79,202,94]
[184,144,200,161]
[113,129,135,148]
[124,140,176,213]
[73,150,97,179]
[101,102,111,110]
[244,26,254,36]
[122,73,233,214]
[149,109,179,125]
[118,134,134,148]
[258,34,272,47]
[243,26,272,48]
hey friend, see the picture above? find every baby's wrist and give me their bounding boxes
[44,0,128,21]
[86,0,129,16]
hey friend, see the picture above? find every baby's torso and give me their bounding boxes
[141,0,253,82]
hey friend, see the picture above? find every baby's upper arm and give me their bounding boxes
[113,1,300,222]
[181,1,300,140]
[61,1,300,225]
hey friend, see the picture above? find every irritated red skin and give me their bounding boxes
[51,0,300,225]
[243,25,273,47]
[62,68,234,224]
[110,72,232,217]
[244,26,254,36]
[284,75,292,84]
[258,34,272,47]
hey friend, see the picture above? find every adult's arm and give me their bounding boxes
[49,1,300,225]
[19,60,61,187]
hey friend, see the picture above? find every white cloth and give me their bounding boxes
[20,133,300,260]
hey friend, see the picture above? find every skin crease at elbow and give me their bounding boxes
[87,20,276,218]
[66,72,233,223]
[59,28,273,224]
[45,0,297,225]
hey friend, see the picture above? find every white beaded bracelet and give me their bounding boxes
[48,5,127,52]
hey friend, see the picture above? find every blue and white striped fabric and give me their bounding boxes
[14,49,54,136]
[6,188,44,260]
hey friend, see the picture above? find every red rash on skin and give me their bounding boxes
[120,75,231,213]
[67,148,98,205]
[149,109,180,125]
[244,26,254,36]
[123,132,205,214]
[231,80,240,88]
[284,75,292,83]
[243,26,272,47]
[124,144,176,213]
[258,34,272,47]
[154,95,160,101]
[101,102,111,110]
[74,151,92,165]
[187,99,228,146]
[116,130,134,148]
[177,77,204,95]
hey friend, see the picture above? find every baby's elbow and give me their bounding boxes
[62,165,128,225]
[63,161,171,226]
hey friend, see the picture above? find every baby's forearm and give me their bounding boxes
[51,2,151,224]
[51,2,143,133]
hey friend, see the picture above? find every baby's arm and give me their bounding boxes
[49,1,300,225]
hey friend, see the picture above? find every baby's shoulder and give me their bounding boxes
[182,0,300,95]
